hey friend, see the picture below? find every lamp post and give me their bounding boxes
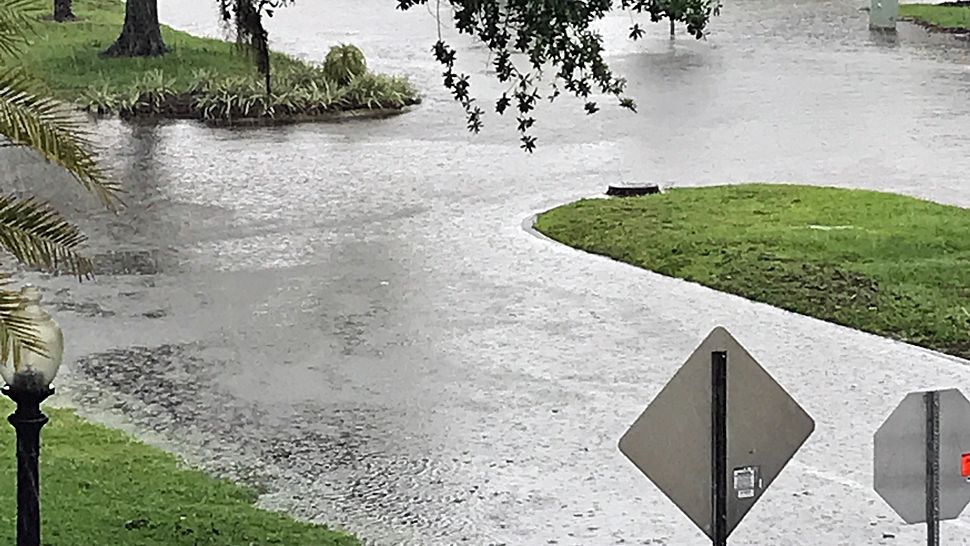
[0,285,63,546]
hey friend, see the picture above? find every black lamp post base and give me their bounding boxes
[3,385,53,546]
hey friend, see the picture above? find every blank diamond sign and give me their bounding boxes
[619,327,815,542]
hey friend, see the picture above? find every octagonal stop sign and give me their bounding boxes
[874,388,970,524]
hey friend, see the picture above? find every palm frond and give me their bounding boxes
[0,68,122,208]
[0,276,46,363]
[0,193,92,279]
[0,0,41,59]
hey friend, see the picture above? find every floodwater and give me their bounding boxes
[7,0,970,544]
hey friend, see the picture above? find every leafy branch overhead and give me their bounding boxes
[0,0,119,359]
[634,0,722,38]
[396,0,718,152]
[399,0,636,152]
[0,69,120,206]
[221,0,719,152]
[218,0,295,95]
[0,194,93,279]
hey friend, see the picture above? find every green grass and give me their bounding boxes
[899,3,970,30]
[15,0,301,99]
[0,399,358,545]
[13,0,418,120]
[534,184,970,358]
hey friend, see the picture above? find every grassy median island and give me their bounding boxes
[0,400,358,545]
[900,3,970,32]
[535,184,970,359]
[16,0,418,124]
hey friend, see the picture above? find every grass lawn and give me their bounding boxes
[17,0,304,100]
[13,0,417,119]
[0,399,358,545]
[534,184,970,359]
[899,3,970,30]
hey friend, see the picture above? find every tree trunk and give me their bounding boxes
[101,0,168,57]
[669,18,675,38]
[53,0,75,22]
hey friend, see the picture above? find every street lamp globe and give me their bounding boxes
[1,285,63,546]
[0,285,63,392]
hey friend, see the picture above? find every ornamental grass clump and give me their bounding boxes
[131,69,177,113]
[342,74,413,109]
[323,44,367,86]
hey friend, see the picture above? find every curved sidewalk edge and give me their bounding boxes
[521,196,970,370]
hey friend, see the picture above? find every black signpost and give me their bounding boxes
[711,351,728,546]
[925,391,940,546]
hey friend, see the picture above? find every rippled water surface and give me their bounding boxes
[7,0,970,544]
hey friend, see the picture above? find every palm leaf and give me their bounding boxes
[0,68,122,208]
[0,193,92,279]
[0,0,40,58]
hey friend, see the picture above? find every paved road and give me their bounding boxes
[6,0,970,543]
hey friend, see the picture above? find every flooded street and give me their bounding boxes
[7,0,970,543]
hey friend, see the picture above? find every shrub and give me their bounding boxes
[323,44,367,86]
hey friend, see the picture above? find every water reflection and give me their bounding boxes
[869,27,900,47]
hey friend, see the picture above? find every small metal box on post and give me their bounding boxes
[869,0,899,31]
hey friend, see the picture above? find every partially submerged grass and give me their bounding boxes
[0,399,358,545]
[14,0,418,122]
[78,66,417,122]
[899,3,970,30]
[535,184,970,359]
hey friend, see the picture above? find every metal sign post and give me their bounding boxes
[874,388,970,545]
[711,351,728,546]
[619,327,815,544]
[925,391,940,546]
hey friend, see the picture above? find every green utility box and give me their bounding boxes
[870,0,899,30]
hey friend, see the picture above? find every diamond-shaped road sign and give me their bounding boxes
[874,389,970,524]
[619,327,815,540]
